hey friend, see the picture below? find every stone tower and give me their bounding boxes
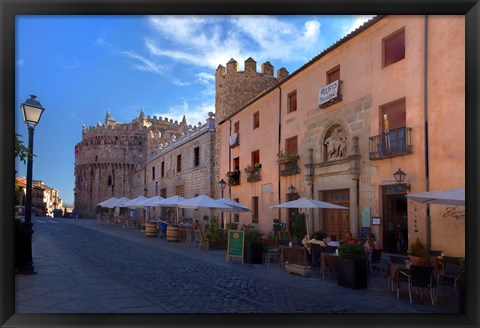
[74,109,189,217]
[214,57,289,184]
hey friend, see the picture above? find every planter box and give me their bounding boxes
[337,258,367,289]
[409,255,428,266]
[285,263,311,277]
[203,240,227,250]
[244,242,263,264]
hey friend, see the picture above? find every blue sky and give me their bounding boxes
[15,15,374,206]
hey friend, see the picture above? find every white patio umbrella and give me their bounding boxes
[124,196,150,208]
[97,197,118,208]
[405,188,465,206]
[157,195,187,225]
[271,198,349,236]
[140,195,165,206]
[113,197,132,208]
[217,197,251,213]
[178,195,233,210]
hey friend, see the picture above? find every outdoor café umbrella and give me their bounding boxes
[405,188,465,206]
[124,196,150,208]
[271,198,349,236]
[178,195,233,227]
[140,195,165,207]
[97,197,118,208]
[157,195,187,225]
[217,197,251,213]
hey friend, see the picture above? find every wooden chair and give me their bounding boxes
[321,253,338,280]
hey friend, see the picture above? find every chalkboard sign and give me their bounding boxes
[360,227,371,243]
[276,231,291,245]
[226,230,245,263]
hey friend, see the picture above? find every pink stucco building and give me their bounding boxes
[217,15,465,257]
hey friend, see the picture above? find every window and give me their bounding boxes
[160,188,167,198]
[251,150,260,166]
[253,111,259,129]
[155,181,158,195]
[233,157,240,170]
[383,29,405,67]
[287,91,297,113]
[380,98,406,131]
[177,154,182,172]
[234,121,240,134]
[252,197,259,223]
[107,175,112,186]
[286,136,298,155]
[194,147,200,167]
[327,65,340,83]
[152,166,155,180]
[161,161,165,177]
[176,185,185,197]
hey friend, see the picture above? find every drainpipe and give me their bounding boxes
[423,15,431,255]
[277,86,282,223]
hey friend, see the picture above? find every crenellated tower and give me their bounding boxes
[74,109,190,217]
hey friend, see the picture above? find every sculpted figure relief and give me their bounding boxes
[324,126,347,161]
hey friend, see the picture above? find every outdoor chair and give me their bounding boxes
[399,265,437,306]
[184,227,194,246]
[368,249,383,274]
[264,247,280,267]
[439,256,461,297]
[321,253,338,280]
[310,244,323,268]
[193,229,204,248]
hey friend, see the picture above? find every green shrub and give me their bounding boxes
[245,228,262,243]
[409,237,426,257]
[338,243,366,261]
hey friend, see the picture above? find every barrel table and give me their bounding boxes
[145,223,158,237]
[166,225,179,242]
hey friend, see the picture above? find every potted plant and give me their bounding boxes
[337,242,368,289]
[203,218,227,250]
[243,228,263,264]
[408,237,428,265]
[285,252,311,277]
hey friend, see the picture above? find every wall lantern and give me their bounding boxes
[393,168,410,192]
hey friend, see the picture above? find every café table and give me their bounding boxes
[279,245,307,268]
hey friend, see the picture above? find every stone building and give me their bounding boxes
[144,113,217,222]
[217,15,465,257]
[74,109,191,217]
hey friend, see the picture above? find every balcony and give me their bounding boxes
[245,164,262,183]
[277,153,300,176]
[369,127,413,160]
[226,170,241,186]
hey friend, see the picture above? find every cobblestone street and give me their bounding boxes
[15,217,459,314]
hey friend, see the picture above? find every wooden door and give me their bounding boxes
[323,189,350,240]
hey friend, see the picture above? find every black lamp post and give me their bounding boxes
[219,179,226,228]
[17,95,45,274]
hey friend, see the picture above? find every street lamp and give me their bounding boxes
[393,168,410,191]
[17,95,45,274]
[288,184,296,195]
[219,179,226,228]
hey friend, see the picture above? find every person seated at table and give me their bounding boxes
[343,232,360,244]
[308,234,326,247]
[327,235,340,247]
[364,233,376,252]
[194,219,201,230]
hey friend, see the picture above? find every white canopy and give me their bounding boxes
[406,188,465,206]
[178,195,233,209]
[97,197,118,208]
[217,197,251,213]
[140,195,165,206]
[157,195,187,206]
[271,198,349,236]
[124,196,150,208]
[271,198,349,210]
[113,197,131,208]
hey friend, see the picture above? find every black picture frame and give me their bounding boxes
[1,1,478,327]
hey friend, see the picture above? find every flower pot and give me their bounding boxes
[409,255,428,266]
[244,242,263,264]
[337,258,367,289]
[285,263,311,277]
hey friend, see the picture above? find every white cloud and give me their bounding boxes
[173,79,190,87]
[196,72,214,85]
[343,16,376,36]
[63,61,79,70]
[152,99,214,127]
[117,50,167,76]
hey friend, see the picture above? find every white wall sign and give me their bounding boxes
[318,80,340,106]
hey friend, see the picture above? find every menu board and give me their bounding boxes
[226,230,245,263]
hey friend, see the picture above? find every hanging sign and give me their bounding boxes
[318,80,341,107]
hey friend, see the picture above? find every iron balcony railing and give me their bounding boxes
[369,127,413,160]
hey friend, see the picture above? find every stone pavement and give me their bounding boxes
[13,217,460,315]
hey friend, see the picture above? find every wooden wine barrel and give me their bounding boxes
[166,225,179,242]
[145,223,158,238]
